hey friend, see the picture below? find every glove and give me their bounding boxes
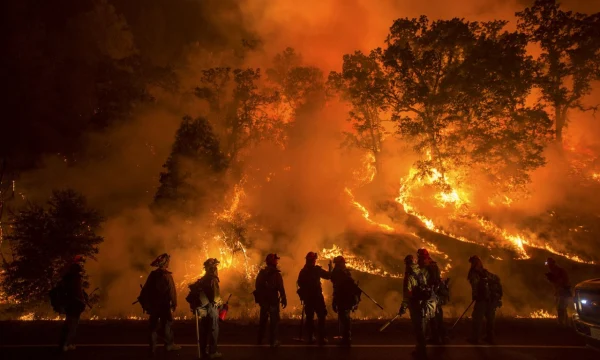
[281,298,287,309]
[328,260,333,272]
[332,303,338,313]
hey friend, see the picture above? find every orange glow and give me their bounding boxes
[319,245,402,278]
[345,187,395,233]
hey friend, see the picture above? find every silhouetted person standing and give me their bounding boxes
[140,253,181,356]
[255,253,287,347]
[545,257,572,326]
[196,258,222,358]
[297,252,331,345]
[58,256,88,352]
[330,256,361,347]
[417,248,447,344]
[467,255,502,345]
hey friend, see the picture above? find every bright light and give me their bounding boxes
[581,299,587,305]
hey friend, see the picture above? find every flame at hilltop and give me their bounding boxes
[392,155,596,264]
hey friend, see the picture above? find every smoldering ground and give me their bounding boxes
[4,0,600,320]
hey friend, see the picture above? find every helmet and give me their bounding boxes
[72,255,85,264]
[468,255,482,267]
[306,252,318,261]
[417,248,430,259]
[203,258,220,268]
[151,253,171,267]
[404,254,415,265]
[266,253,280,266]
[545,257,556,266]
[333,256,346,265]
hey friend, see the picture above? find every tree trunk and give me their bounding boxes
[555,105,565,145]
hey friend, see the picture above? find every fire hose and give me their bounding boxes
[359,287,384,310]
[379,314,401,332]
[450,300,475,332]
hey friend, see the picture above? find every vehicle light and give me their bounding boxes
[581,299,587,305]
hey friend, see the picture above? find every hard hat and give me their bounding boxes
[151,253,170,267]
[333,256,346,264]
[266,253,280,266]
[306,252,318,261]
[417,248,430,258]
[468,255,481,264]
[203,258,220,268]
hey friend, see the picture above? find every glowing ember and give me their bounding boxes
[18,312,35,321]
[525,309,557,319]
[320,245,402,278]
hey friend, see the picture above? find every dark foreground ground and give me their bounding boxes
[0,318,598,360]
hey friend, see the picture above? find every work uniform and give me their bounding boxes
[468,268,501,343]
[424,261,446,343]
[142,267,178,351]
[297,263,331,343]
[401,264,434,357]
[197,269,221,356]
[255,265,287,346]
[58,264,88,350]
[547,265,571,325]
[331,265,360,346]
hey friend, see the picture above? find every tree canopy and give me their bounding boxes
[1,189,104,305]
[152,116,228,218]
[328,49,391,174]
[517,0,600,144]
[381,16,552,193]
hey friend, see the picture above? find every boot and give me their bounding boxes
[318,337,328,346]
[208,352,223,359]
[270,340,281,348]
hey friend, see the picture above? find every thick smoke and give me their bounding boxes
[9,0,600,319]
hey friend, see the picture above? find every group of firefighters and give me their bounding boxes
[53,250,572,359]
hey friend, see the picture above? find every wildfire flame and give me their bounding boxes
[345,188,395,232]
[516,309,557,319]
[394,159,595,264]
[319,245,402,278]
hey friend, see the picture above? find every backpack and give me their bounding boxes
[253,268,279,304]
[412,271,435,301]
[477,270,502,303]
[186,279,210,312]
[411,270,438,319]
[436,278,451,306]
[137,270,170,313]
[49,281,67,314]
